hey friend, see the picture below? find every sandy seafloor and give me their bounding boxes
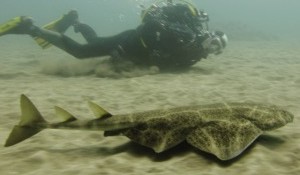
[0,36,299,175]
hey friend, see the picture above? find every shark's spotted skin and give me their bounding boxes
[4,95,294,161]
[106,111,202,153]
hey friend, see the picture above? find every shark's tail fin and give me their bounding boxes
[4,94,47,147]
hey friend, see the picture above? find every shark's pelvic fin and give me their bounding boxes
[54,106,77,123]
[5,94,47,147]
[88,101,112,119]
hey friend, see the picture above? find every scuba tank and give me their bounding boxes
[140,0,209,31]
[137,0,211,68]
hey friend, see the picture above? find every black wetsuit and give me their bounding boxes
[40,4,209,70]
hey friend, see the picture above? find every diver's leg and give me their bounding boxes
[73,23,98,43]
[0,16,108,58]
[1,16,135,59]
[32,27,138,59]
[32,26,112,58]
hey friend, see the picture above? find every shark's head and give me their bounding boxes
[238,104,294,131]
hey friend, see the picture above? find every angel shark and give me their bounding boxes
[4,95,293,160]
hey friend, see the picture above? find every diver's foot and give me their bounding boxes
[66,10,91,34]
[73,22,82,33]
[60,9,94,36]
[42,9,79,34]
[0,16,34,36]
[52,9,79,33]
[62,9,79,27]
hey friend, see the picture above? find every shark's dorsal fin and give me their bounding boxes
[54,106,77,123]
[88,101,112,119]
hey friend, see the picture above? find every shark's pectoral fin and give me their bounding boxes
[186,119,263,160]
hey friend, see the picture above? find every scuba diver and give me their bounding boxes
[0,0,228,71]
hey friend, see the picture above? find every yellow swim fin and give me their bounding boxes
[0,16,22,37]
[33,17,64,49]
[34,10,78,49]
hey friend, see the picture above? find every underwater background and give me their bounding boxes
[0,0,299,174]
[1,0,300,39]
